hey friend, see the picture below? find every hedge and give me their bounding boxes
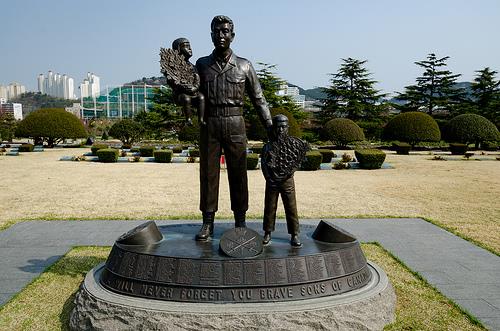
[444,114,500,146]
[139,146,155,157]
[96,148,119,163]
[354,149,386,169]
[392,142,411,155]
[449,143,468,155]
[18,144,34,152]
[300,151,322,171]
[246,153,259,170]
[324,118,365,147]
[383,112,441,147]
[154,150,173,163]
[251,144,264,155]
[318,149,335,163]
[189,149,200,157]
[91,144,108,156]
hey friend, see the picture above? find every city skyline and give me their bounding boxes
[1,0,500,97]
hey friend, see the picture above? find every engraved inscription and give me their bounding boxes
[340,248,356,273]
[199,262,222,286]
[287,257,308,283]
[118,252,138,277]
[300,283,326,297]
[156,257,177,283]
[352,246,367,270]
[135,255,156,280]
[306,255,328,280]
[177,259,198,284]
[259,287,293,300]
[324,251,345,277]
[224,261,243,285]
[347,268,370,288]
[266,259,288,285]
[243,261,265,285]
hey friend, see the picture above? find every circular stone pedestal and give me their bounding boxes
[70,262,395,331]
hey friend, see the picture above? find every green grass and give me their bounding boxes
[0,245,486,331]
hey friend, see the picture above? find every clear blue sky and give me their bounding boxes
[1,0,499,96]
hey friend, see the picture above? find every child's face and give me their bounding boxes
[179,42,192,60]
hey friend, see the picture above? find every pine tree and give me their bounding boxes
[397,53,465,115]
[321,58,384,122]
[471,67,500,127]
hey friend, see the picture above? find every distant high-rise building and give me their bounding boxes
[0,82,26,101]
[80,72,100,98]
[276,84,305,109]
[37,71,75,99]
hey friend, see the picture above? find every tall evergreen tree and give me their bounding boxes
[397,53,465,115]
[143,87,183,131]
[244,63,304,120]
[321,58,384,122]
[470,67,500,127]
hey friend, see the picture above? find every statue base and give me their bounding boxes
[70,261,395,331]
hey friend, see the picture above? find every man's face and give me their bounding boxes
[211,23,234,50]
[179,42,192,60]
[275,121,289,137]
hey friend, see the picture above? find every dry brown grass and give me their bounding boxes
[1,148,499,253]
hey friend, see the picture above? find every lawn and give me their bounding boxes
[0,245,485,331]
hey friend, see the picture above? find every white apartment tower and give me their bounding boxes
[37,71,75,99]
[80,72,100,98]
[0,82,26,100]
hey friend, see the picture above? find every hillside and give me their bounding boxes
[9,92,77,115]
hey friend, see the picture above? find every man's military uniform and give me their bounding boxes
[196,50,272,219]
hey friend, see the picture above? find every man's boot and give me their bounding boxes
[290,234,302,247]
[196,212,214,241]
[263,231,272,245]
[234,211,246,228]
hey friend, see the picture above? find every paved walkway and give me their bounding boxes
[0,218,499,330]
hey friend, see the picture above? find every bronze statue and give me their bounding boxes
[160,38,205,125]
[261,114,309,247]
[195,15,273,241]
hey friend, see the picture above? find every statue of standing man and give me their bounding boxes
[195,15,273,241]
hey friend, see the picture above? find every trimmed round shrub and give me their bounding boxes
[392,142,411,155]
[354,149,386,169]
[449,143,468,155]
[444,114,500,146]
[246,153,259,170]
[318,149,335,163]
[482,141,499,151]
[18,143,34,152]
[96,148,119,163]
[154,150,173,163]
[15,108,87,147]
[91,144,108,155]
[189,149,200,157]
[324,118,365,147]
[139,146,155,157]
[300,151,322,171]
[109,119,144,145]
[383,112,441,147]
[248,108,302,141]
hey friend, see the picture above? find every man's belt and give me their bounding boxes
[208,106,242,117]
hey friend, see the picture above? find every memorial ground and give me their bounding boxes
[0,147,499,329]
[1,147,499,254]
